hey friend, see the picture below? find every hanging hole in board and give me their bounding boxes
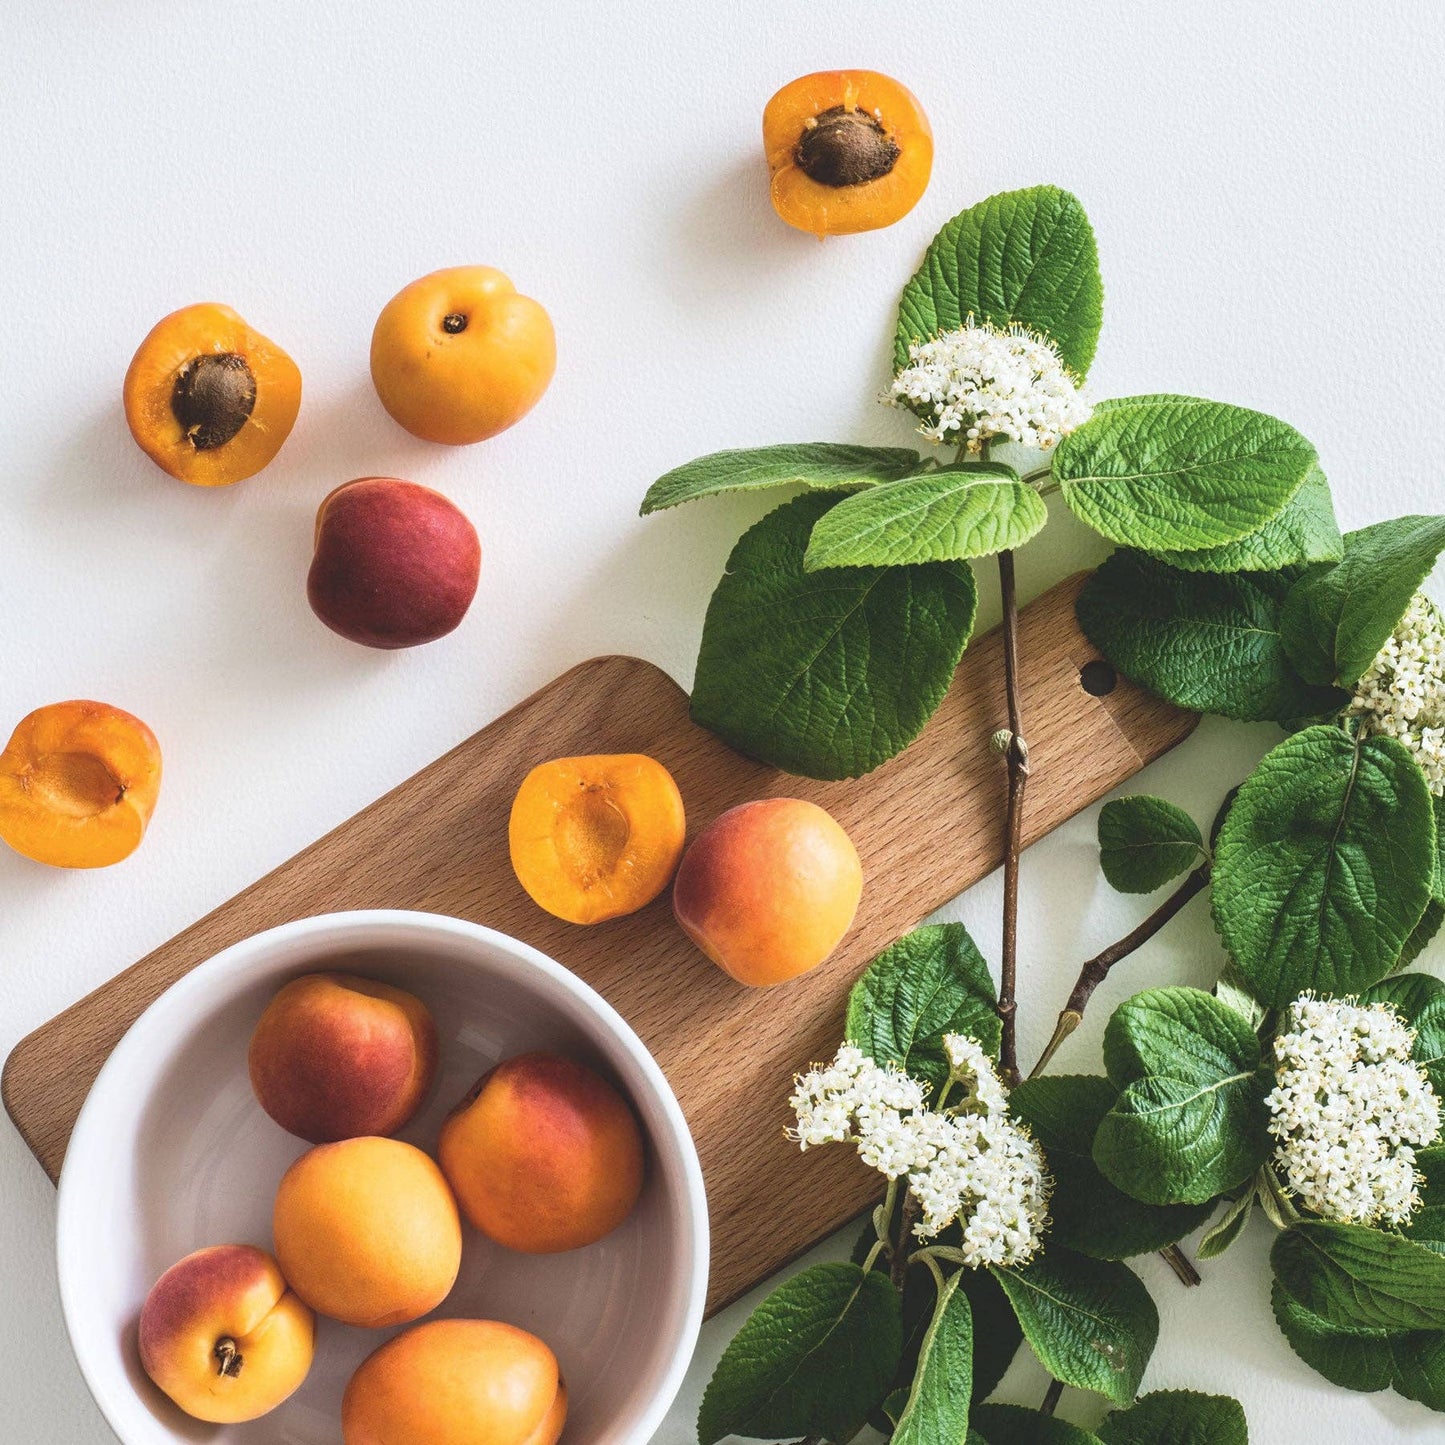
[1080,660,1117,697]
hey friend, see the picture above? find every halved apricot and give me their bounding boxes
[763,70,933,237]
[124,303,301,486]
[509,754,685,924]
[0,701,162,867]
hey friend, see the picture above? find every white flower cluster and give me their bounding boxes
[1267,995,1441,1226]
[1346,592,1445,795]
[887,318,1093,451]
[788,1036,1051,1266]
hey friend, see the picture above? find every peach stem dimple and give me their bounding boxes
[213,1338,243,1378]
[22,751,124,817]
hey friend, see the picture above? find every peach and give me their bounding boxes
[307,477,481,649]
[438,1052,644,1254]
[343,1319,566,1445]
[0,700,161,868]
[137,1244,314,1424]
[249,973,438,1144]
[272,1137,462,1328]
[672,798,863,986]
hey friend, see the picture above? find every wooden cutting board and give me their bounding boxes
[2,572,1196,1316]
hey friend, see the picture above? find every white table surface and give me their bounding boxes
[3,3,1442,1440]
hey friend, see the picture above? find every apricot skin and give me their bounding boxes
[307,477,481,649]
[249,973,438,1144]
[138,1244,315,1425]
[272,1137,462,1328]
[0,700,161,868]
[438,1052,645,1255]
[673,798,863,986]
[343,1319,566,1445]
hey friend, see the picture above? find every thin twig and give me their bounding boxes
[996,548,1029,1087]
[1040,1378,1065,1416]
[891,1189,921,1290]
[1160,1243,1203,1287]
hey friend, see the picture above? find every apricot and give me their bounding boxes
[138,1244,314,1424]
[673,798,863,986]
[123,303,301,485]
[272,1137,462,1328]
[438,1052,644,1255]
[249,973,438,1144]
[343,1319,566,1445]
[763,71,933,237]
[307,477,481,649]
[509,753,686,924]
[0,700,161,868]
[370,266,556,445]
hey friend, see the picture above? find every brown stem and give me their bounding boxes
[1040,1378,1065,1416]
[1028,864,1210,1079]
[1160,1243,1203,1288]
[891,1189,921,1290]
[213,1337,243,1378]
[997,549,1029,1088]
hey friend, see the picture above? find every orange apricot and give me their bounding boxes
[370,267,556,445]
[509,753,686,924]
[124,303,301,485]
[0,701,161,868]
[763,71,933,237]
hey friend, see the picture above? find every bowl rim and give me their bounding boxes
[55,908,710,1445]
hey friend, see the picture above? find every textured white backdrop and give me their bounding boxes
[2,2,1442,1440]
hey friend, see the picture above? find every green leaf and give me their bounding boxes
[1075,550,1346,723]
[846,923,1000,1094]
[804,463,1046,570]
[1157,464,1342,574]
[639,442,920,514]
[1213,964,1267,1034]
[1096,1389,1249,1445]
[972,1404,1103,1445]
[895,185,1103,378]
[1400,794,1445,967]
[1055,396,1318,553]
[1098,795,1205,894]
[1361,971,1445,1093]
[891,1273,974,1445]
[690,493,979,779]
[1280,515,1445,685]
[958,1260,1024,1401]
[1271,1221,1445,1332]
[697,1261,903,1445]
[1094,987,1271,1205]
[1211,725,1436,1005]
[1405,1147,1445,1246]
[1011,1075,1214,1258]
[1195,1189,1254,1260]
[992,1247,1158,1406]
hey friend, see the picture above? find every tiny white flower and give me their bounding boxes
[886,318,1092,454]
[1267,994,1441,1225]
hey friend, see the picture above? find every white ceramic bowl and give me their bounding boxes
[56,910,709,1445]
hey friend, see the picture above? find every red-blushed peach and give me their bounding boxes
[307,477,481,649]
[342,1318,566,1445]
[272,1137,462,1328]
[248,972,438,1143]
[138,1244,314,1424]
[672,798,863,986]
[437,1052,644,1254]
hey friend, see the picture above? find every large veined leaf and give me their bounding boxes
[1095,1390,1249,1445]
[895,185,1103,378]
[972,1404,1103,1444]
[805,463,1047,570]
[1055,396,1318,554]
[958,1265,1024,1402]
[690,493,978,779]
[1362,972,1445,1094]
[1405,1147,1445,1246]
[890,1273,974,1445]
[1094,987,1271,1205]
[1399,795,1445,966]
[1097,795,1206,894]
[1212,726,1435,1005]
[639,441,920,513]
[1280,514,1445,686]
[1075,549,1345,723]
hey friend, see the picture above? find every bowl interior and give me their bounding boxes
[57,913,706,1445]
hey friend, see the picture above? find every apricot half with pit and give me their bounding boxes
[124,303,301,485]
[0,700,161,868]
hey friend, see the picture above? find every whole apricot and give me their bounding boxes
[673,798,863,985]
[307,477,481,649]
[438,1052,645,1255]
[0,700,161,868]
[343,1319,566,1445]
[370,266,556,445]
[124,303,301,485]
[138,1244,314,1424]
[249,973,438,1143]
[272,1137,462,1328]
[763,71,933,237]
[509,753,686,924]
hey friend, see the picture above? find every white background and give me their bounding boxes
[2,2,1442,1440]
